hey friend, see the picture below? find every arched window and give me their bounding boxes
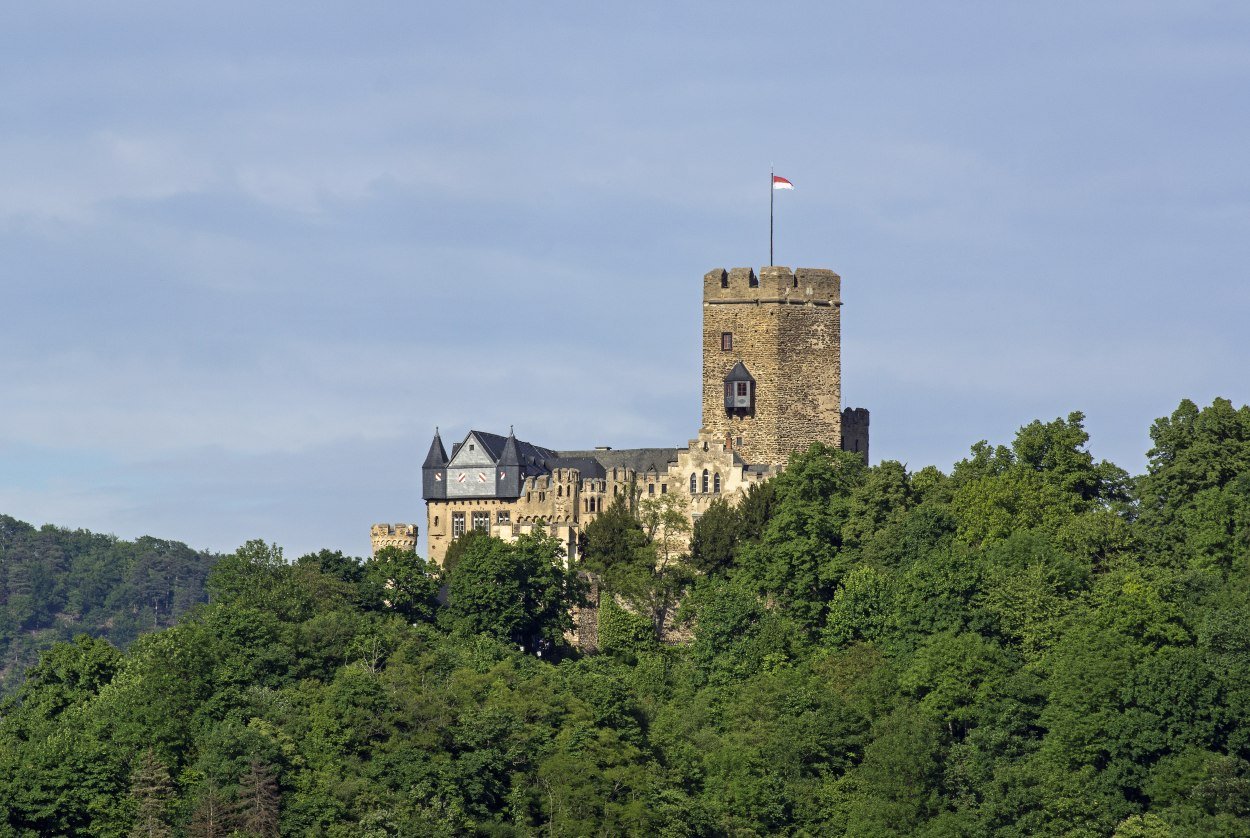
[714,472,721,493]
[690,473,697,494]
[701,469,709,493]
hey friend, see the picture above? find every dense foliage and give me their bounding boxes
[2,398,1250,836]
[0,518,216,693]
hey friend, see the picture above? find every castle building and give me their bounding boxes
[371,265,869,563]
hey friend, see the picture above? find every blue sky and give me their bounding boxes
[2,2,1248,557]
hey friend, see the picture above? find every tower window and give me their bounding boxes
[689,473,697,494]
[702,469,709,493]
[472,511,490,532]
[497,510,510,525]
[721,332,732,351]
[452,512,465,537]
[648,483,655,495]
[720,273,729,288]
[661,484,668,494]
[714,472,721,493]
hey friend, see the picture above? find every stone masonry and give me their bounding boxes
[701,267,842,466]
[370,523,419,555]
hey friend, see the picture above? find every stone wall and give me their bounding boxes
[701,266,842,466]
[370,523,419,555]
[841,407,870,463]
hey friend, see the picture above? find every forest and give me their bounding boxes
[1,397,1248,837]
[0,519,215,694]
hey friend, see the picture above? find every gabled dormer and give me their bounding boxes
[445,430,504,498]
[724,361,755,415]
[422,428,449,500]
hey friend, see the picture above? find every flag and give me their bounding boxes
[772,175,794,190]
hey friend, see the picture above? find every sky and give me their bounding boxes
[2,2,1248,558]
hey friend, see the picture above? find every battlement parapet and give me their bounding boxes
[370,523,419,555]
[704,266,840,305]
[841,407,870,424]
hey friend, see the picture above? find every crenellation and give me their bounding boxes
[370,523,419,555]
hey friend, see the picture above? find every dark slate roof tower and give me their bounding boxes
[422,428,449,500]
[497,427,523,499]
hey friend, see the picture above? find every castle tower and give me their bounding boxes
[370,523,419,554]
[701,266,842,465]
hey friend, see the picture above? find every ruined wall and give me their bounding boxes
[841,407,870,463]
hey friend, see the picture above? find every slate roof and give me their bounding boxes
[558,447,681,475]
[725,361,755,382]
[459,430,559,477]
[422,429,449,468]
[432,429,681,482]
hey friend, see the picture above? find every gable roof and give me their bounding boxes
[448,430,560,473]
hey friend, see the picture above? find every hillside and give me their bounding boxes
[1,397,1248,836]
[0,517,217,693]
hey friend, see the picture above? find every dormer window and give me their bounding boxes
[723,361,755,414]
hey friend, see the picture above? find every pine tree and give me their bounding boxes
[187,780,229,838]
[232,759,280,838]
[128,747,174,838]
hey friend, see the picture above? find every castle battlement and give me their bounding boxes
[703,266,841,305]
[370,522,419,555]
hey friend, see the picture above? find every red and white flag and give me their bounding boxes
[772,175,794,190]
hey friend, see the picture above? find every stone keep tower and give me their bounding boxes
[702,266,842,466]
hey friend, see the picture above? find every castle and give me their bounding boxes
[372,265,869,563]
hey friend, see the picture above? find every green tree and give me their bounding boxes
[441,530,582,656]
[738,444,868,629]
[129,747,175,838]
[582,496,648,575]
[364,546,440,623]
[690,497,739,575]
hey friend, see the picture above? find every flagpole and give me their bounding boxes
[769,166,774,267]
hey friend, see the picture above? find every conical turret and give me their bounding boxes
[496,426,523,499]
[499,426,521,466]
[423,428,449,468]
[422,428,449,500]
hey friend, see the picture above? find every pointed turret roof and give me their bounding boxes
[498,426,522,467]
[422,428,449,468]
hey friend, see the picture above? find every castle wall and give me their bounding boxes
[841,407,870,463]
[370,523,419,555]
[425,464,645,566]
